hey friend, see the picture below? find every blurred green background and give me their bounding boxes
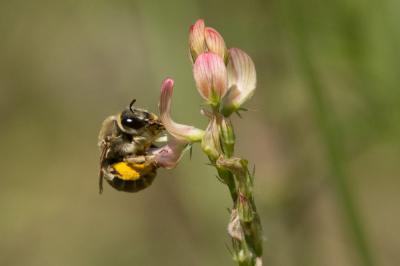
[1,0,399,265]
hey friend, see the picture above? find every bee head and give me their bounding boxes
[117,99,154,135]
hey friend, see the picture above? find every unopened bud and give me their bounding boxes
[219,117,235,157]
[189,20,228,63]
[201,117,221,161]
[216,156,247,177]
[189,19,206,62]
[205,27,227,62]
[227,209,244,241]
[238,193,254,222]
[193,52,228,105]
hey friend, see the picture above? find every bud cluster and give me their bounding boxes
[189,19,256,115]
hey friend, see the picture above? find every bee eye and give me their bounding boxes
[121,115,146,130]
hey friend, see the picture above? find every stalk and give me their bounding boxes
[206,113,263,266]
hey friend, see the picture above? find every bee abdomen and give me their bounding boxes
[107,173,156,192]
[104,162,157,193]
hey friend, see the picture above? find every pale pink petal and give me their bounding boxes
[159,78,204,142]
[189,19,206,61]
[221,48,256,116]
[151,136,189,169]
[193,52,228,103]
[205,27,227,61]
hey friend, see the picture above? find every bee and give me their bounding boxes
[98,99,165,193]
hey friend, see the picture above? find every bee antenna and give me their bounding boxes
[129,99,136,112]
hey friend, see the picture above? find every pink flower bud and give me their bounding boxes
[159,78,204,142]
[221,48,256,116]
[189,20,227,63]
[193,52,228,105]
[205,27,227,61]
[189,19,206,61]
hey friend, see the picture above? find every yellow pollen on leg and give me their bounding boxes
[112,162,141,180]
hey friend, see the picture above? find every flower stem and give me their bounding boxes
[210,115,263,266]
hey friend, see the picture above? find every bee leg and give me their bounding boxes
[124,155,146,163]
[124,155,156,165]
[99,170,104,194]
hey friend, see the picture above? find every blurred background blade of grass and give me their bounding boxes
[0,0,399,265]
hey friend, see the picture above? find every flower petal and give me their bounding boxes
[159,78,204,142]
[221,48,256,116]
[193,52,228,104]
[151,136,189,169]
[205,27,227,61]
[189,19,206,61]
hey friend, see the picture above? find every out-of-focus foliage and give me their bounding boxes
[0,0,399,265]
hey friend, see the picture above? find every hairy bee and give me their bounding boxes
[98,99,164,193]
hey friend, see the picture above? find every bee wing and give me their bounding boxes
[98,115,119,194]
[98,144,109,194]
[98,115,117,147]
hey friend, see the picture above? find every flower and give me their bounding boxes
[189,19,227,62]
[150,135,190,169]
[189,19,256,115]
[221,48,257,116]
[159,78,204,142]
[193,52,228,105]
[151,78,204,169]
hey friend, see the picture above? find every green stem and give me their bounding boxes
[214,118,263,266]
[217,168,237,202]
